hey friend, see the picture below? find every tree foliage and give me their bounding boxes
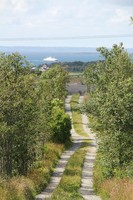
[130,16,133,24]
[0,55,71,177]
[50,99,71,143]
[36,65,71,157]
[0,53,38,176]
[83,43,133,178]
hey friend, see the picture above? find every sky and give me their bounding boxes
[0,0,133,47]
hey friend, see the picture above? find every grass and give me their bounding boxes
[51,142,89,200]
[69,72,83,84]
[89,114,133,200]
[101,178,133,200]
[70,93,88,137]
[93,154,133,200]
[0,142,71,200]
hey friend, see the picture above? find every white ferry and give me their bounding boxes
[43,56,58,62]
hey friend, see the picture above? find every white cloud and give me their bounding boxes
[0,0,10,11]
[11,0,29,13]
[110,8,132,24]
[0,0,133,47]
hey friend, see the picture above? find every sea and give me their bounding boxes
[0,46,105,66]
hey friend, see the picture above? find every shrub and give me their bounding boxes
[51,99,71,143]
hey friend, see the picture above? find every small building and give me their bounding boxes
[66,83,87,95]
[39,64,49,72]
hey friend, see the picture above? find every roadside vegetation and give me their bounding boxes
[0,142,65,200]
[0,53,71,199]
[70,94,88,137]
[83,43,133,200]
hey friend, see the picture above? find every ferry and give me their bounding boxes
[43,56,58,62]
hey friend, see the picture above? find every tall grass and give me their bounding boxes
[93,147,133,200]
[94,172,133,200]
[0,142,66,200]
[101,178,133,200]
[70,94,88,137]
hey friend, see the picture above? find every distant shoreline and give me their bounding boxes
[0,46,132,66]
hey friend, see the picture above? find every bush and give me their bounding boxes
[51,99,71,143]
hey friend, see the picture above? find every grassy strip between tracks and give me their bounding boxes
[51,142,89,200]
[70,94,88,137]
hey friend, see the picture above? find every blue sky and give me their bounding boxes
[0,0,133,47]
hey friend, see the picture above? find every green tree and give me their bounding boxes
[50,98,71,143]
[83,43,133,177]
[36,65,70,157]
[0,55,71,177]
[0,53,38,176]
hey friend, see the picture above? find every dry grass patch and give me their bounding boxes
[101,178,133,200]
[0,142,67,200]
